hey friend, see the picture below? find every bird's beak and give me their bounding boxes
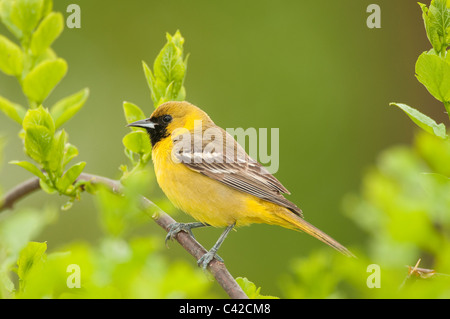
[127,118,157,129]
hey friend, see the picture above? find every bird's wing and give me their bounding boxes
[173,126,303,216]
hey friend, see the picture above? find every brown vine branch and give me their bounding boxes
[0,173,248,299]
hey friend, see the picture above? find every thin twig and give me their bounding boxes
[1,177,40,210]
[0,173,248,299]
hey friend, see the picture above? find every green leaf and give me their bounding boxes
[0,95,26,124]
[22,106,55,163]
[0,206,57,297]
[41,0,52,18]
[142,61,158,105]
[50,88,89,128]
[0,34,23,76]
[123,131,151,155]
[47,129,66,174]
[0,208,54,255]
[23,58,68,104]
[415,51,450,102]
[10,160,46,179]
[144,30,187,107]
[0,267,15,294]
[62,143,78,167]
[0,0,23,39]
[10,0,44,37]
[154,31,185,83]
[390,102,448,139]
[56,161,86,191]
[419,0,450,54]
[22,105,55,132]
[39,178,56,194]
[61,197,75,211]
[30,12,63,56]
[123,101,146,128]
[24,126,54,163]
[17,241,47,281]
[236,277,279,299]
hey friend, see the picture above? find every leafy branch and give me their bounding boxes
[142,30,188,108]
[0,0,89,210]
[0,0,249,299]
[391,0,450,140]
[0,174,248,299]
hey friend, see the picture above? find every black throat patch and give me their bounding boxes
[146,116,170,147]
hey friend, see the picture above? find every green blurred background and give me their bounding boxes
[0,0,445,296]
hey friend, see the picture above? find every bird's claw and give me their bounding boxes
[165,222,195,247]
[197,250,224,270]
[165,222,225,270]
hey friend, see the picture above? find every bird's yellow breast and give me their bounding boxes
[151,138,286,228]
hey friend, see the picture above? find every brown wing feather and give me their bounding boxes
[174,126,303,217]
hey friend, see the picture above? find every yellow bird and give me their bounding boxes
[128,101,354,269]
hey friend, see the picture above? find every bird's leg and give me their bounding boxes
[165,222,210,246]
[198,222,235,270]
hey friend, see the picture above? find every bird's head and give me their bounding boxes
[127,101,214,146]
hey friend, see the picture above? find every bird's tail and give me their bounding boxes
[277,210,355,258]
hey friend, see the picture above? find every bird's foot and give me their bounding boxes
[165,222,208,247]
[197,250,224,270]
[165,222,194,246]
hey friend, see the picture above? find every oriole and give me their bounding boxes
[128,101,354,269]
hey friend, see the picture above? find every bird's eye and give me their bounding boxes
[162,115,172,124]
